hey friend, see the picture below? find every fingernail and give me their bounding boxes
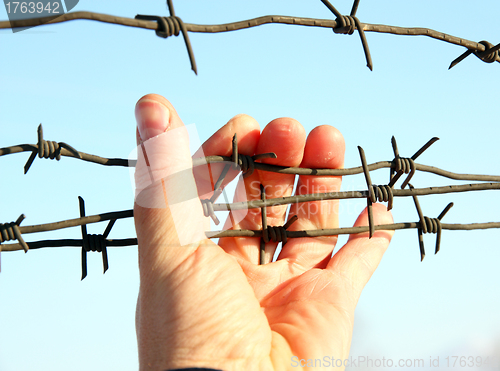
[135,99,171,141]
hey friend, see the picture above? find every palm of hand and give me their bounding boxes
[134,95,392,371]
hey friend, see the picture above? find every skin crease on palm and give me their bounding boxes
[134,94,394,371]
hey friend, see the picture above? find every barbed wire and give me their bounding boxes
[2,131,500,276]
[2,0,500,278]
[3,125,500,182]
[1,0,499,72]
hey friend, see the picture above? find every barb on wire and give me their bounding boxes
[0,214,29,253]
[230,133,276,178]
[388,136,439,189]
[135,0,197,74]
[259,184,299,264]
[1,1,499,71]
[358,146,376,238]
[408,184,454,261]
[79,196,114,280]
[449,40,500,69]
[0,124,133,170]
[24,124,81,174]
[321,0,372,70]
[200,132,276,225]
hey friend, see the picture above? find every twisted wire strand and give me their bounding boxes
[207,220,500,239]
[1,182,498,242]
[0,124,131,169]
[212,182,500,212]
[3,130,500,182]
[1,3,499,70]
[4,220,500,252]
[1,238,137,251]
[198,155,500,181]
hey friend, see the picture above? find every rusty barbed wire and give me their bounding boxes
[0,124,132,169]
[3,126,500,183]
[2,207,500,270]
[0,131,500,268]
[1,0,499,71]
[2,2,499,280]
[2,133,500,276]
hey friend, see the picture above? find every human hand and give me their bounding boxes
[134,94,393,371]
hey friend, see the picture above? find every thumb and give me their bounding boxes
[134,94,208,274]
[327,203,394,303]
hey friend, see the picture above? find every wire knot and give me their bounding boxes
[78,197,113,280]
[392,156,414,174]
[449,40,500,69]
[420,216,441,234]
[477,40,499,63]
[263,226,288,244]
[391,156,415,189]
[0,214,28,253]
[83,233,107,253]
[24,124,81,174]
[201,189,222,225]
[409,184,454,261]
[262,215,299,245]
[152,16,184,39]
[231,133,276,178]
[388,136,438,189]
[334,15,357,35]
[235,154,255,178]
[370,184,394,210]
[39,139,62,160]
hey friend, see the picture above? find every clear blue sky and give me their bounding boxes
[1,1,500,370]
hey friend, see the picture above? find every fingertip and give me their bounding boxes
[197,113,261,158]
[135,94,175,112]
[301,125,345,169]
[257,117,306,166]
[226,114,261,155]
[135,94,185,142]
